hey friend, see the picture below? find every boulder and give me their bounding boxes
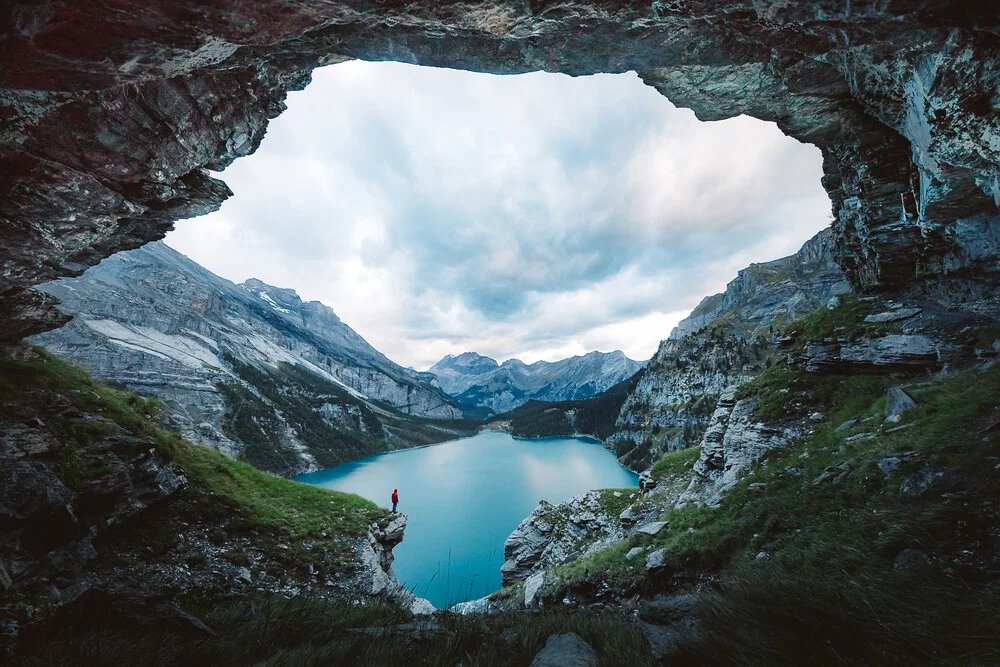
[877,457,903,476]
[637,594,700,659]
[812,459,857,486]
[635,521,668,536]
[530,633,598,667]
[835,418,859,432]
[864,307,922,323]
[619,505,640,527]
[893,549,934,572]
[885,387,918,419]
[638,471,657,493]
[900,468,946,497]
[524,571,546,609]
[625,547,645,561]
[645,549,669,574]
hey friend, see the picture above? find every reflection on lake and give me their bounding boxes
[294,431,638,608]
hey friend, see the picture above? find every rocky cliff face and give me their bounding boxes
[0,345,432,652]
[431,350,644,414]
[609,229,849,470]
[29,242,469,476]
[2,2,999,342]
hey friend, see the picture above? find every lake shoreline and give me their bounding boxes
[293,431,637,608]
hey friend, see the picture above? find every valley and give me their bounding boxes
[2,2,1000,665]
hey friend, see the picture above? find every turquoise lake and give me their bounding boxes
[294,431,638,609]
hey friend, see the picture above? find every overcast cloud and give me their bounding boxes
[165,61,831,370]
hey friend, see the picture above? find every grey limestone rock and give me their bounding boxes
[798,335,943,374]
[864,307,922,323]
[524,571,546,609]
[636,521,669,536]
[885,387,919,419]
[645,549,669,573]
[900,467,947,498]
[530,633,598,667]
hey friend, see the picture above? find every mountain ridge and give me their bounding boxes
[30,242,475,476]
[430,349,645,414]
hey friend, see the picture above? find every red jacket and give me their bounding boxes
[391,490,399,504]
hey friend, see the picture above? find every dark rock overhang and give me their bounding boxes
[1,1,998,340]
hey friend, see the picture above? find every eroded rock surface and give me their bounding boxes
[679,393,810,507]
[609,229,846,469]
[1,2,999,338]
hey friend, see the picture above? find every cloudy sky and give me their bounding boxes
[166,61,831,370]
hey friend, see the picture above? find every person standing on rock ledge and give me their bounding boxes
[391,488,399,513]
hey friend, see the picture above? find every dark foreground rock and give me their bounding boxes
[530,633,599,667]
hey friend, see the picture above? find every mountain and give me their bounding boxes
[606,227,850,469]
[30,242,475,477]
[429,350,646,414]
[484,228,849,471]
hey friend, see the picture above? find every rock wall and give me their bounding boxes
[608,228,848,469]
[1,2,999,339]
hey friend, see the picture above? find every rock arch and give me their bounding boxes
[2,1,998,338]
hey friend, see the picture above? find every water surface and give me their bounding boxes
[295,431,637,608]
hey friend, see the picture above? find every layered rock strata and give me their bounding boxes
[1,2,999,339]
[609,228,848,468]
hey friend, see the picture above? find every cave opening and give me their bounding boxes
[5,5,1000,662]
[165,60,833,371]
[30,59,835,609]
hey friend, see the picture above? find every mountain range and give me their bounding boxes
[30,242,476,476]
[429,350,645,414]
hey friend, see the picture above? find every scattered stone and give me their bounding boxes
[835,419,859,432]
[450,597,492,615]
[755,551,771,562]
[638,471,657,493]
[637,594,700,659]
[864,307,921,323]
[747,482,768,491]
[844,433,876,443]
[884,423,915,434]
[524,572,545,609]
[237,567,251,583]
[645,549,669,574]
[619,505,640,527]
[900,467,946,498]
[530,633,598,667]
[893,549,934,572]
[636,521,668,536]
[877,457,902,476]
[809,411,825,422]
[885,387,918,418]
[347,618,454,643]
[812,459,857,486]
[784,467,805,477]
[626,547,645,561]
[826,295,842,310]
[410,598,436,615]
[884,414,901,424]
[612,491,622,497]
